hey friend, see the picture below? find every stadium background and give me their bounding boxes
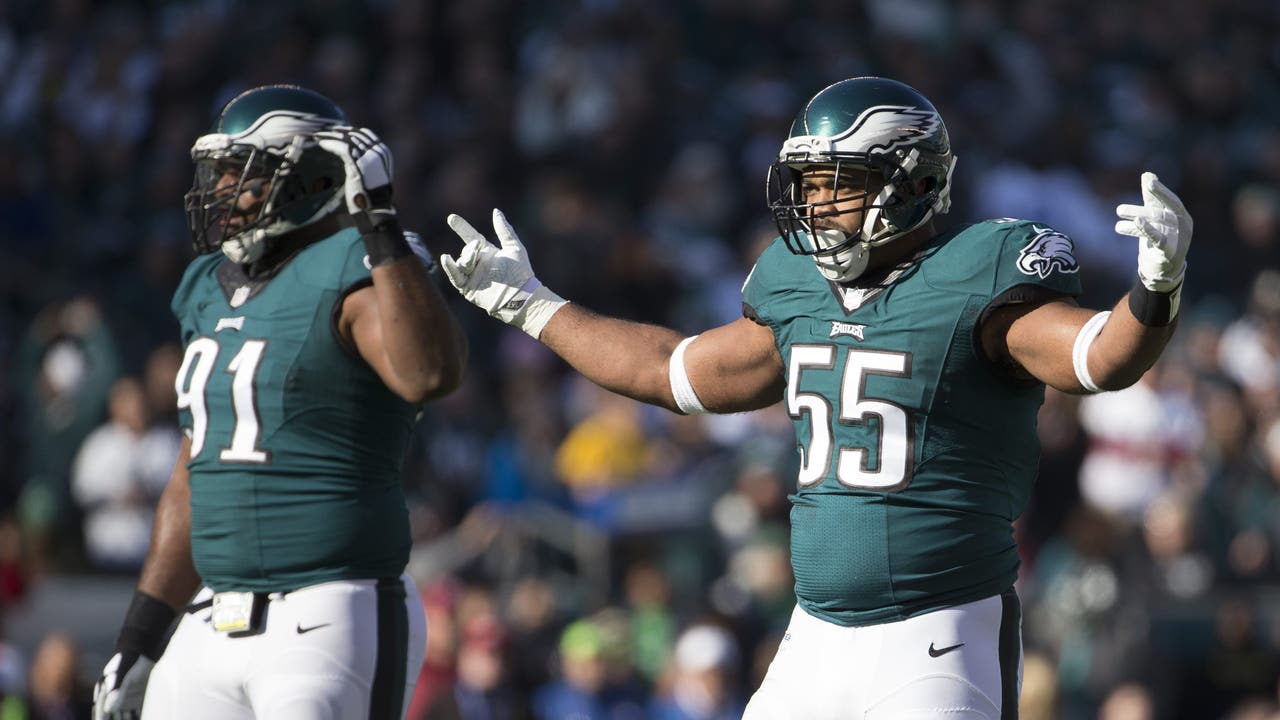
[0,0,1278,718]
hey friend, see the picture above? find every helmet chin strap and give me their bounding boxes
[810,227,870,283]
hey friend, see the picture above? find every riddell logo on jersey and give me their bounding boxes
[830,321,865,340]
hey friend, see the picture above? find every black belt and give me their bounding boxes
[185,590,286,615]
[185,577,399,614]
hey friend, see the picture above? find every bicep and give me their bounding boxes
[338,286,392,382]
[993,298,1098,392]
[684,317,784,413]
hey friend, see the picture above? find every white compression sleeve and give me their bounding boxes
[1071,311,1111,393]
[669,336,708,414]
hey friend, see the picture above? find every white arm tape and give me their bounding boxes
[669,336,709,414]
[1071,311,1111,393]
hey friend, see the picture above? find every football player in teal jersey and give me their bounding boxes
[92,85,467,720]
[441,77,1192,719]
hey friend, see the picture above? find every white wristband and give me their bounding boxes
[1071,311,1111,393]
[669,336,708,414]
[513,280,568,340]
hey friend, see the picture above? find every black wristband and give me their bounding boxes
[359,213,412,268]
[1128,277,1182,327]
[115,590,178,660]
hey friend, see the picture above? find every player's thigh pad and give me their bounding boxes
[745,593,1021,720]
[142,588,255,720]
[145,577,425,720]
[246,575,426,720]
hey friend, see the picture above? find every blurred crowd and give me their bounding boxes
[0,0,1279,718]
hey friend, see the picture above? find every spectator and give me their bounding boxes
[12,297,119,574]
[70,376,179,571]
[503,575,562,710]
[1018,651,1059,720]
[1098,682,1156,720]
[25,631,91,720]
[450,615,516,720]
[648,623,745,720]
[1076,372,1199,526]
[531,618,644,720]
[620,560,676,685]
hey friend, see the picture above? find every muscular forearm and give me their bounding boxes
[538,304,686,410]
[370,259,467,401]
[1084,170,1189,390]
[1086,292,1177,391]
[439,208,684,405]
[440,209,782,413]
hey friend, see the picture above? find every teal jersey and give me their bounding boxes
[743,219,1081,627]
[171,229,417,592]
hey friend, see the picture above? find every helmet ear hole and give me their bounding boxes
[275,176,303,204]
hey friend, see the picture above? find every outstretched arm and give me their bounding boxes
[540,308,784,413]
[441,210,783,413]
[986,172,1191,392]
[985,295,1175,392]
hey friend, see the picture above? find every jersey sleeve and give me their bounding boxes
[741,238,794,331]
[170,254,219,334]
[333,229,376,292]
[990,220,1083,302]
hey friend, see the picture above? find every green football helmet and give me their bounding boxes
[184,85,347,264]
[766,77,956,282]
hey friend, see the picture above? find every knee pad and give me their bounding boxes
[864,673,1000,720]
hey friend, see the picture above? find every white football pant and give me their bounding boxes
[142,575,426,719]
[744,591,1022,720]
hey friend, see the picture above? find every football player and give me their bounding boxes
[92,85,467,719]
[440,77,1191,719]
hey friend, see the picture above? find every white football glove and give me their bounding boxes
[440,209,567,338]
[314,126,395,219]
[1115,171,1193,293]
[92,651,155,720]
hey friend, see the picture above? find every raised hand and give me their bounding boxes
[1116,171,1193,293]
[440,209,566,338]
[314,126,395,230]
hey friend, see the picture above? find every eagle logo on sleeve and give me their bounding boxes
[1017,226,1079,279]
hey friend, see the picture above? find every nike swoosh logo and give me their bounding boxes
[928,642,965,657]
[296,622,332,634]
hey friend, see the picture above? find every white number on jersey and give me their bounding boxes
[175,338,270,463]
[787,346,912,490]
